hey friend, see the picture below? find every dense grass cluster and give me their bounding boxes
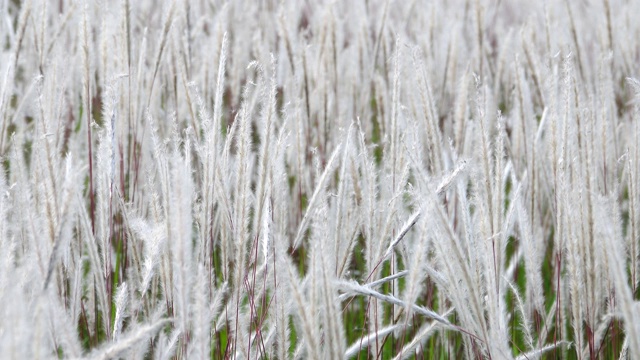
[1,0,639,358]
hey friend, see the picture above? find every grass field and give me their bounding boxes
[0,0,639,359]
